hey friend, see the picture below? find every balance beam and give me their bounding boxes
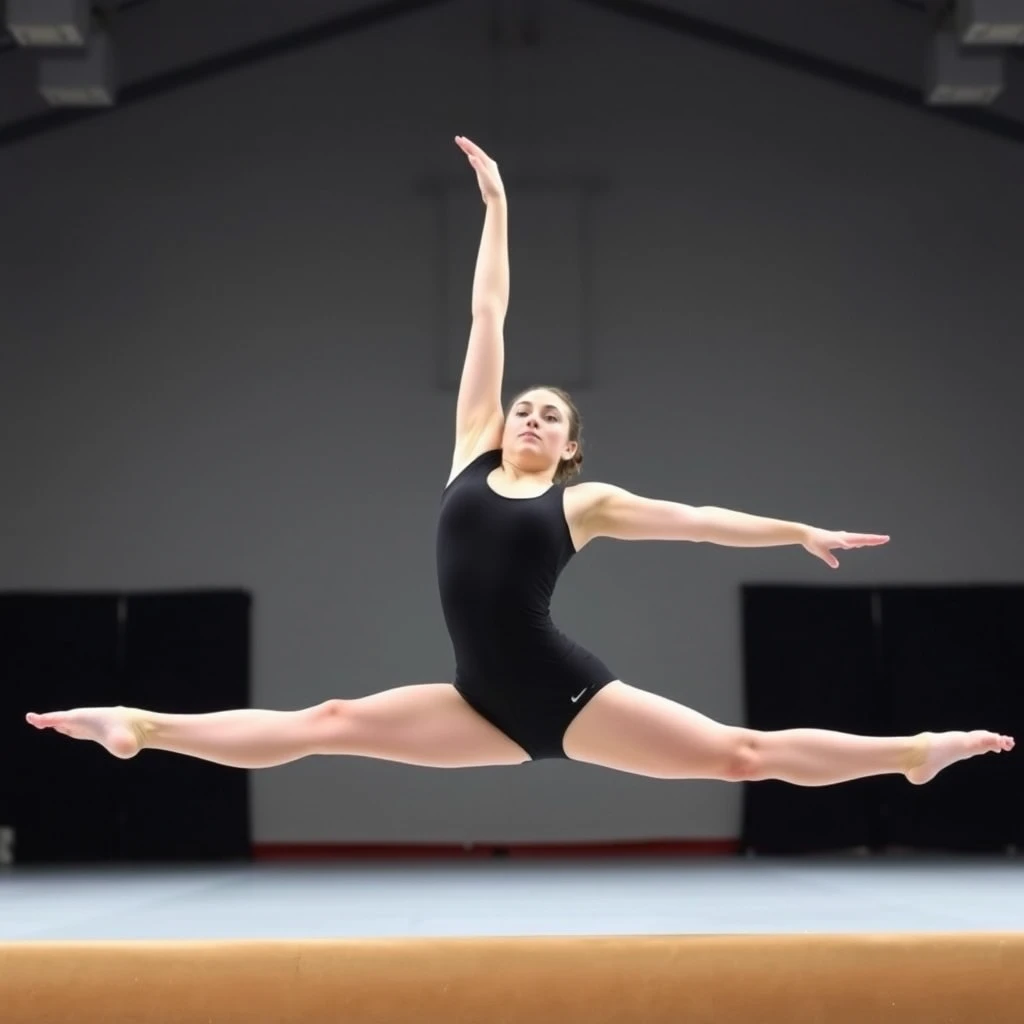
[2,934,1022,1023]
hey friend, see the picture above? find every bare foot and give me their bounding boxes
[905,730,1014,785]
[25,707,146,759]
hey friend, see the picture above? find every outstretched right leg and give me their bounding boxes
[25,683,530,769]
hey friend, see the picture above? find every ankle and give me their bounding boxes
[119,706,155,749]
[901,733,930,772]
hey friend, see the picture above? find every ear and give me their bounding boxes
[561,440,578,462]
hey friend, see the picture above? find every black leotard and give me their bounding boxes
[436,448,615,759]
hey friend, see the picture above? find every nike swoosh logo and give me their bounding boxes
[570,688,587,703]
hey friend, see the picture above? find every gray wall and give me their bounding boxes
[2,0,1022,844]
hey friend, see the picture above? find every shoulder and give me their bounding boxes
[562,481,631,548]
[447,416,505,487]
[445,446,502,490]
[564,480,623,511]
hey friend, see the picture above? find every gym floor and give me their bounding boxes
[2,856,1021,941]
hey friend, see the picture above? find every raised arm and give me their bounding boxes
[574,482,888,568]
[451,136,509,472]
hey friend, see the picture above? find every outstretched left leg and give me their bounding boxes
[24,683,530,770]
[561,681,1013,785]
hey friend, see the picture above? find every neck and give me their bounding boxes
[502,456,555,486]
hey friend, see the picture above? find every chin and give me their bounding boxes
[514,443,550,465]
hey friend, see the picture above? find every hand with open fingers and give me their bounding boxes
[802,527,890,569]
[455,135,505,205]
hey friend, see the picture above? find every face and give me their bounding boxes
[503,389,577,473]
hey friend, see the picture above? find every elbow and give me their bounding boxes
[681,506,713,543]
[471,301,506,322]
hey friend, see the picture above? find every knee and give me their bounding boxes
[717,728,763,782]
[308,699,356,751]
[312,698,349,722]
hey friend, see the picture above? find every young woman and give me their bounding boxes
[27,136,1012,788]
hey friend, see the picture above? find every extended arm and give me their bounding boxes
[452,137,508,458]
[579,483,888,567]
[583,483,806,546]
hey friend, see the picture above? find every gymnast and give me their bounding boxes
[27,136,1013,787]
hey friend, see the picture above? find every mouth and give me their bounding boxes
[519,432,540,442]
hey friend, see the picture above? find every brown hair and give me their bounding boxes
[508,385,584,485]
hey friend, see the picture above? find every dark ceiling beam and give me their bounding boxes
[574,0,1024,146]
[0,0,455,149]
[3,0,1022,150]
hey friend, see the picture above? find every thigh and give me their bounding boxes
[561,680,743,780]
[341,683,530,768]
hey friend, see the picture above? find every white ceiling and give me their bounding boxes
[1,0,1021,139]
